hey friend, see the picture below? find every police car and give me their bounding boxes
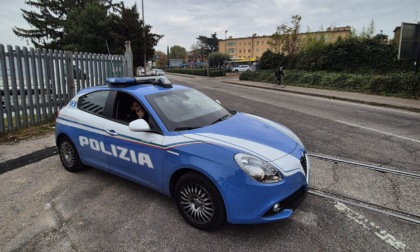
[55,76,309,230]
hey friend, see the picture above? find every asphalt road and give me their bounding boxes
[1,75,419,251]
[174,75,420,173]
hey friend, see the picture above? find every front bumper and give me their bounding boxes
[222,171,308,224]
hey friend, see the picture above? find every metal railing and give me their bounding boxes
[0,44,127,133]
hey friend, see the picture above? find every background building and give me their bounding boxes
[218,26,352,62]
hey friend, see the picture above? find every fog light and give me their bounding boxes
[273,203,281,212]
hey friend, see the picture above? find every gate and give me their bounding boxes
[0,44,127,133]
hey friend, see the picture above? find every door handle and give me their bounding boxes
[106,129,118,136]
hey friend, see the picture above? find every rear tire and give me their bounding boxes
[58,136,84,172]
[175,172,226,230]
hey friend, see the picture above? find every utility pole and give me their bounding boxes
[225,30,228,53]
[142,0,146,75]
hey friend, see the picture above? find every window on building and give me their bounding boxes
[257,41,259,45]
[228,42,236,47]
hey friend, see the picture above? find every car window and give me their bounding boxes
[113,91,159,131]
[78,91,110,116]
[113,92,147,123]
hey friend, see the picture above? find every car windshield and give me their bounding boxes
[146,89,231,131]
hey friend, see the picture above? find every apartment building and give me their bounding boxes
[218,26,352,61]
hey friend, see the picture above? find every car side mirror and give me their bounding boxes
[129,119,151,132]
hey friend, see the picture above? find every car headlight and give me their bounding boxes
[234,153,282,183]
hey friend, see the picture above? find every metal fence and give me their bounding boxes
[0,44,127,133]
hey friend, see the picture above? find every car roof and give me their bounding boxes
[77,76,189,97]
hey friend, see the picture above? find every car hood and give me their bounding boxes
[181,112,301,161]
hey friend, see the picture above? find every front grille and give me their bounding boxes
[300,152,308,176]
[263,186,308,217]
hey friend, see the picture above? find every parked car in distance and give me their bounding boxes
[232,65,251,72]
[55,76,309,230]
[152,68,165,76]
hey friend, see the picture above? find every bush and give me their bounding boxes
[259,51,289,70]
[260,38,414,74]
[240,69,419,98]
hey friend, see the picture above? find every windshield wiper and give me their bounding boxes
[211,114,230,125]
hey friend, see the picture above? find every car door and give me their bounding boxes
[102,91,165,191]
[73,90,111,170]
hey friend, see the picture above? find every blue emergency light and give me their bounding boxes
[106,76,172,88]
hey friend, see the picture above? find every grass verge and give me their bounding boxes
[0,121,55,144]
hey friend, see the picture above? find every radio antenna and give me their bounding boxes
[105,39,116,76]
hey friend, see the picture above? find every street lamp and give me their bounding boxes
[225,30,228,53]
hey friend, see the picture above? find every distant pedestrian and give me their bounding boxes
[274,66,285,87]
[275,66,284,81]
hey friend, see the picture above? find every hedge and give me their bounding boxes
[166,68,224,77]
[240,70,420,98]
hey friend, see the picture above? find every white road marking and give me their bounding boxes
[336,120,420,144]
[334,202,408,251]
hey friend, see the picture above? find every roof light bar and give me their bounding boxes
[106,77,136,85]
[106,76,172,88]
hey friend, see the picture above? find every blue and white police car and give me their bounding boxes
[55,76,309,230]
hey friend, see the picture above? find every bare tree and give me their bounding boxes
[360,19,376,39]
[154,50,168,68]
[268,15,302,57]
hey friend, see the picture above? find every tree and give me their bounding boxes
[62,1,112,53]
[268,15,301,57]
[297,26,329,69]
[190,42,205,62]
[360,19,375,39]
[109,3,163,68]
[196,33,219,60]
[189,43,210,63]
[207,52,230,68]
[13,0,118,49]
[154,50,168,68]
[13,0,163,68]
[167,46,170,67]
[170,45,187,61]
[259,50,288,70]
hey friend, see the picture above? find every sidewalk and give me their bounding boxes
[222,78,420,113]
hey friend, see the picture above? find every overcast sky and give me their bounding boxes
[0,0,419,53]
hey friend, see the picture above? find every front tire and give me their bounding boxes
[58,136,84,172]
[175,172,226,230]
